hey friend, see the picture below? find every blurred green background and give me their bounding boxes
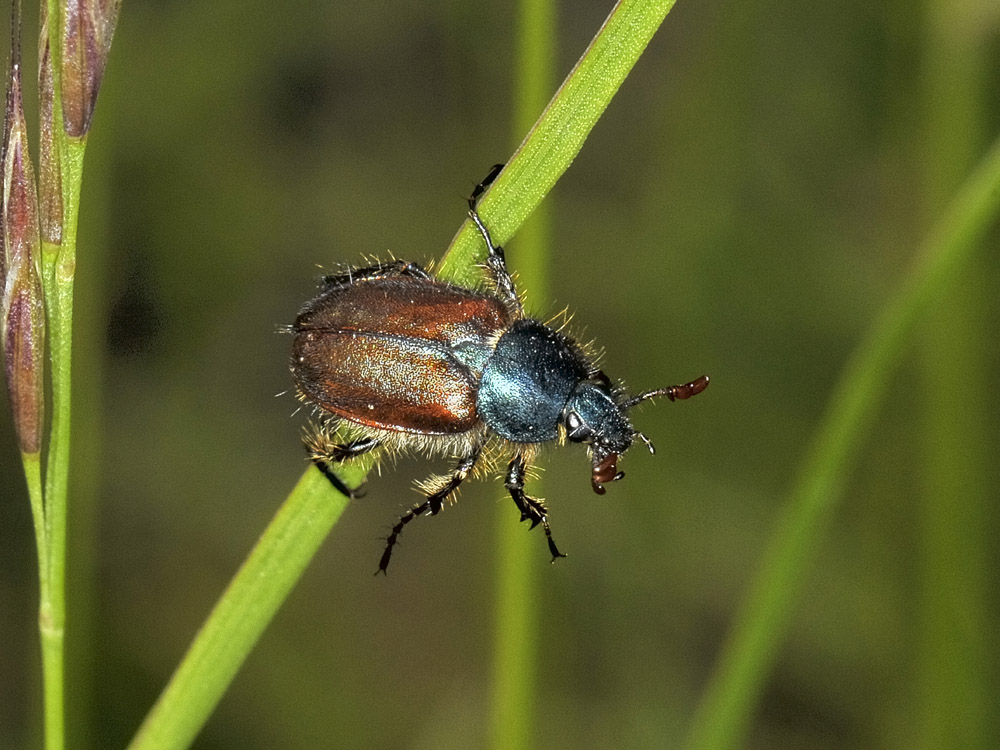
[2,0,999,748]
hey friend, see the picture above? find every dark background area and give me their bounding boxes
[1,1,998,748]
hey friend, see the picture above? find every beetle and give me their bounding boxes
[290,166,708,573]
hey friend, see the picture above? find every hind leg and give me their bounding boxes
[321,259,430,289]
[306,425,380,499]
[378,445,482,574]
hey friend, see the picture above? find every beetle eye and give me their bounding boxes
[565,411,590,442]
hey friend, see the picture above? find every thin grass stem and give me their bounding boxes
[490,2,555,749]
[916,1,991,745]
[686,132,1000,750]
[127,468,350,750]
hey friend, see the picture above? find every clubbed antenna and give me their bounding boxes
[624,374,710,409]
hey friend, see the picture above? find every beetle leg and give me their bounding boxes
[308,436,381,500]
[322,259,430,288]
[325,436,381,461]
[378,446,482,575]
[467,166,522,315]
[505,455,567,563]
[470,162,505,204]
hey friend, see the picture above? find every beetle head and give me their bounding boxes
[563,374,710,494]
[563,380,634,495]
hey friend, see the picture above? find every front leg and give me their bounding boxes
[466,165,522,315]
[505,454,566,563]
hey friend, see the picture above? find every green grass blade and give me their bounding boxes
[686,132,1000,749]
[438,0,678,284]
[127,468,351,750]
